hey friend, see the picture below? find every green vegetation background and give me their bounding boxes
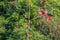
[0,0,60,40]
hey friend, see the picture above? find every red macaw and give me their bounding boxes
[38,9,53,22]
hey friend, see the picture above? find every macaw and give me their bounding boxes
[38,9,53,22]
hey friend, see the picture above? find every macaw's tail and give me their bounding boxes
[46,15,51,22]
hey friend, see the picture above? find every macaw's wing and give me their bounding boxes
[38,11,42,15]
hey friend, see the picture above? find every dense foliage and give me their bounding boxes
[0,0,60,40]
